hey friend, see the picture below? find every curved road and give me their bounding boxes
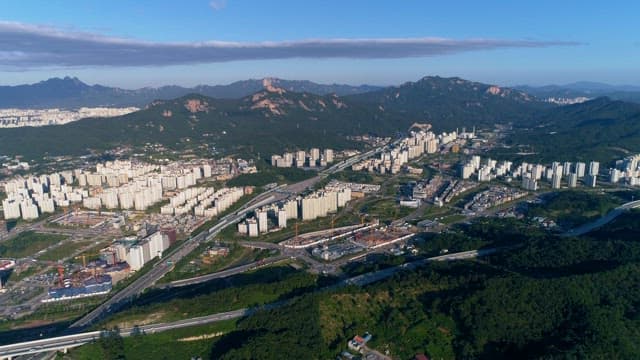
[562,199,640,237]
[1,246,500,359]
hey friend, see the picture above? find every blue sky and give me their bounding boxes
[0,0,638,88]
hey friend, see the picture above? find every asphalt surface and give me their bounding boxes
[562,199,640,237]
[3,145,393,358]
[1,247,498,359]
[0,308,252,359]
[160,254,289,289]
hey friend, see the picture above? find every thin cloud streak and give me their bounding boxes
[0,21,579,68]
[209,0,227,11]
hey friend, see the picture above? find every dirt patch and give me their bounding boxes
[177,331,225,342]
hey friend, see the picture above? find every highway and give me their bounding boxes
[0,247,499,359]
[562,199,640,237]
[319,138,400,177]
[2,144,394,358]
[159,254,289,289]
[65,153,386,330]
[69,235,203,329]
[69,188,285,329]
[342,248,501,287]
[0,308,252,360]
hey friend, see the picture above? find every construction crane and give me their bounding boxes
[331,215,336,238]
[75,252,103,280]
[56,264,65,287]
[74,252,101,268]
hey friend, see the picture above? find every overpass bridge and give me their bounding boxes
[1,245,504,359]
[0,309,250,360]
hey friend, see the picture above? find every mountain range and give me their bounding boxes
[347,76,550,129]
[0,76,549,159]
[515,82,640,103]
[0,77,381,109]
[2,76,640,110]
[1,75,640,164]
[492,96,640,163]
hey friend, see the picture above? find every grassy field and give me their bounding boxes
[65,320,237,360]
[98,265,318,329]
[37,239,95,262]
[6,262,45,283]
[527,190,624,229]
[161,243,274,283]
[358,197,414,222]
[0,297,104,333]
[0,231,68,258]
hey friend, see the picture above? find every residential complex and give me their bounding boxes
[237,181,358,236]
[270,148,334,168]
[1,159,219,220]
[351,128,472,174]
[0,107,139,128]
[458,155,607,190]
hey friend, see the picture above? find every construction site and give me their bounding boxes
[279,219,415,262]
[51,209,119,228]
[42,256,125,302]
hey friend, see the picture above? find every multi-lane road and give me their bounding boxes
[562,199,640,237]
[160,254,289,289]
[2,143,393,359]
[66,146,387,330]
[0,308,252,359]
[0,246,500,359]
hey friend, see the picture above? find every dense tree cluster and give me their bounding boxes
[209,214,640,359]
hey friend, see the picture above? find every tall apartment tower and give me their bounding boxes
[588,161,600,176]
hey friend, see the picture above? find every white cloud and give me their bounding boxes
[209,0,227,11]
[0,21,579,69]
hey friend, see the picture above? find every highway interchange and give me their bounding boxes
[4,138,634,359]
[66,142,393,330]
[0,246,498,359]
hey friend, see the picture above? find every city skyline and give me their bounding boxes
[0,0,638,88]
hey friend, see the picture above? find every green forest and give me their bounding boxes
[206,212,640,359]
[59,211,640,359]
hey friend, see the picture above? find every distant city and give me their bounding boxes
[0,107,138,128]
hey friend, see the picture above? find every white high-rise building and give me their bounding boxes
[277,209,287,229]
[247,218,259,237]
[127,245,145,271]
[323,149,334,163]
[309,148,320,166]
[552,173,562,189]
[295,151,306,168]
[256,209,268,233]
[37,198,55,213]
[575,162,586,178]
[588,161,600,176]
[522,176,538,191]
[460,164,474,179]
[426,139,438,154]
[2,199,21,220]
[202,164,212,178]
[609,169,621,184]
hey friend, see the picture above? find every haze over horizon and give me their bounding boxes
[1,0,638,88]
